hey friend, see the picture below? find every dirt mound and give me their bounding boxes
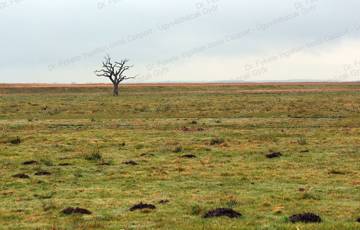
[159,200,169,204]
[35,171,51,176]
[329,169,346,175]
[22,160,38,165]
[266,152,282,158]
[123,160,138,165]
[61,207,92,215]
[181,127,191,132]
[12,173,30,179]
[203,208,242,219]
[10,137,21,145]
[181,126,205,132]
[129,203,156,211]
[181,154,197,159]
[140,153,155,157]
[58,163,71,166]
[357,217,360,223]
[289,213,322,223]
[210,138,225,145]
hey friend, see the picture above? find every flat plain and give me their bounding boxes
[1,83,360,229]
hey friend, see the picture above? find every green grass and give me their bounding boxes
[1,84,360,229]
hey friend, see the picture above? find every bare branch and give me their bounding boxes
[95,55,136,96]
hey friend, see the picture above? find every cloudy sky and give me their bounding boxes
[1,0,360,83]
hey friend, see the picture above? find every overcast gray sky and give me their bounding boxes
[1,0,360,83]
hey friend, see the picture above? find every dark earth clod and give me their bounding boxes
[203,208,242,219]
[140,153,155,157]
[61,207,92,215]
[181,154,197,159]
[123,160,138,166]
[210,138,225,145]
[266,152,282,159]
[159,200,170,204]
[12,173,30,179]
[58,163,71,166]
[129,203,156,211]
[35,171,51,176]
[10,137,21,145]
[356,217,360,223]
[329,170,346,175]
[22,160,38,165]
[289,213,322,223]
[181,127,190,132]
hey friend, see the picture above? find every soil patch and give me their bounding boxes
[357,217,360,222]
[203,208,242,219]
[181,127,191,132]
[10,137,21,145]
[289,213,322,223]
[210,138,225,145]
[123,160,138,166]
[181,154,197,159]
[329,170,346,175]
[58,163,71,166]
[12,173,30,179]
[140,153,155,157]
[35,171,51,176]
[181,127,205,132]
[129,203,156,211]
[61,207,92,215]
[159,200,169,204]
[266,152,282,159]
[22,160,38,165]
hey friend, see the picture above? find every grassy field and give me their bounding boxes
[1,83,360,229]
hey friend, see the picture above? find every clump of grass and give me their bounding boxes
[85,149,103,161]
[225,200,238,209]
[34,191,55,199]
[297,136,307,145]
[210,137,224,145]
[190,204,203,216]
[41,158,54,166]
[100,159,114,166]
[74,169,83,178]
[134,106,149,112]
[301,192,321,200]
[135,144,144,150]
[156,104,171,112]
[41,200,57,212]
[173,146,183,153]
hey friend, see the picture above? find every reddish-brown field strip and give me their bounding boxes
[1,82,360,89]
[129,88,360,95]
[1,83,360,95]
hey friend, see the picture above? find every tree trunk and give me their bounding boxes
[113,83,119,96]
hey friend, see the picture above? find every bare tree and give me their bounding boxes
[95,55,135,96]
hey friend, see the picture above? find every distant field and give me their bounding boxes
[1,83,360,229]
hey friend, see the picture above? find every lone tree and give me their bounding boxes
[95,55,135,96]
